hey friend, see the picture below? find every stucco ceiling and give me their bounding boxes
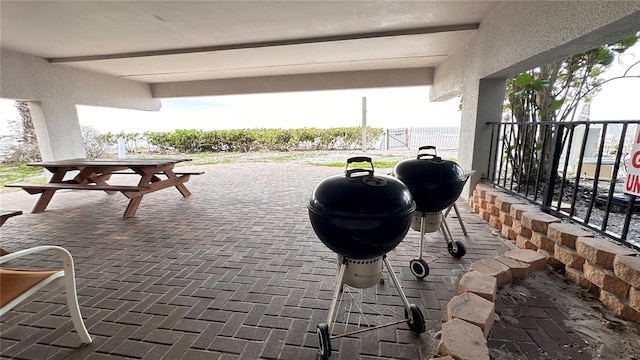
[0,1,498,83]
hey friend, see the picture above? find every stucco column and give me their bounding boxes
[29,100,85,161]
[1,50,160,162]
[458,78,506,198]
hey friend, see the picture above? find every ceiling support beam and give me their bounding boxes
[48,24,479,63]
[151,67,434,98]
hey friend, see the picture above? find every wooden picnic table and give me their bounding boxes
[1,210,23,255]
[0,210,22,227]
[5,158,203,219]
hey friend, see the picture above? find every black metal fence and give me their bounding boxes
[386,127,460,150]
[486,119,639,250]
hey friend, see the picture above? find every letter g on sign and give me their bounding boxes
[633,150,640,169]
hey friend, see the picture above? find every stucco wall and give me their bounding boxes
[1,49,160,110]
[432,2,640,100]
[0,49,160,160]
[431,1,640,197]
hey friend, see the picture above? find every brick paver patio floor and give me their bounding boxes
[0,162,615,359]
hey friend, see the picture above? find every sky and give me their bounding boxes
[79,86,463,133]
[1,43,638,135]
[589,45,640,121]
[0,86,461,135]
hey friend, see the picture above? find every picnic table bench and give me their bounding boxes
[0,210,22,228]
[0,210,23,256]
[5,183,150,194]
[111,170,205,176]
[5,158,202,219]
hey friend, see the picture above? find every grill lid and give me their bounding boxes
[392,146,467,213]
[307,157,415,259]
[308,157,415,219]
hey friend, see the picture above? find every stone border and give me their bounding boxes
[429,182,640,360]
[432,248,545,359]
[471,182,640,322]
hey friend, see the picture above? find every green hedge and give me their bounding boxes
[143,127,384,153]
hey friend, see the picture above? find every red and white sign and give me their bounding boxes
[624,126,640,196]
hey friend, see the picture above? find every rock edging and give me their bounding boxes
[431,248,546,360]
[429,183,640,360]
[470,182,640,321]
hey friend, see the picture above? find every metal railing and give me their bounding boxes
[486,119,639,250]
[386,127,460,150]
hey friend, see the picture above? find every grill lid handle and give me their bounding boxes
[417,145,441,161]
[345,157,375,177]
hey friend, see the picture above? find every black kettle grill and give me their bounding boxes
[392,146,470,279]
[308,156,415,259]
[308,157,426,359]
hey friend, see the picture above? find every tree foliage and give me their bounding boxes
[82,126,111,159]
[4,101,41,163]
[507,34,638,124]
[504,33,639,184]
[3,124,382,163]
[144,127,385,153]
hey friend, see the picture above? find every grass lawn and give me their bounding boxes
[0,150,414,192]
[0,163,46,189]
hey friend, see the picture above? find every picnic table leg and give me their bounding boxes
[175,183,191,197]
[123,197,143,219]
[162,170,192,197]
[28,168,69,213]
[32,189,58,213]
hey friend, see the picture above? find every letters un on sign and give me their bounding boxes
[624,126,640,196]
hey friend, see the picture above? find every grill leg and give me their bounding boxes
[325,259,347,328]
[452,203,468,236]
[440,215,457,252]
[418,215,425,260]
[382,256,412,316]
[410,215,430,279]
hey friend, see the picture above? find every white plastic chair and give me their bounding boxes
[0,245,92,344]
